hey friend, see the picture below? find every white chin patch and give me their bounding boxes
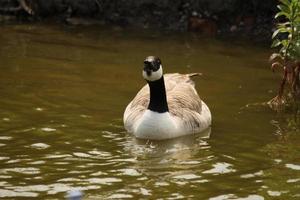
[142,65,163,82]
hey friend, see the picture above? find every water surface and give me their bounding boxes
[0,24,299,199]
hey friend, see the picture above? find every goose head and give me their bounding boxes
[142,56,163,82]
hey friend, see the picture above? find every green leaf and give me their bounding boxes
[279,0,290,6]
[279,22,291,26]
[272,0,300,61]
[282,39,289,47]
[275,11,290,19]
[272,30,280,39]
[272,28,288,39]
[295,16,300,23]
[277,22,291,29]
[277,4,291,17]
[272,39,282,48]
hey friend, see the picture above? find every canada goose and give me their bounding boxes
[123,56,211,140]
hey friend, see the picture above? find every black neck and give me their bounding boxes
[147,76,169,113]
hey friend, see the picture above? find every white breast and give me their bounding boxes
[133,110,185,140]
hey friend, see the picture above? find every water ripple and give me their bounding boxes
[29,161,46,165]
[240,170,263,179]
[40,127,56,132]
[173,174,201,180]
[88,177,122,185]
[1,167,40,175]
[209,194,264,200]
[287,178,300,183]
[0,189,38,198]
[107,193,133,199]
[73,152,93,158]
[117,168,141,176]
[45,154,72,159]
[0,156,10,161]
[29,143,50,149]
[0,136,12,140]
[203,162,236,174]
[285,163,300,170]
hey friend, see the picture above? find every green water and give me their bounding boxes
[0,24,299,199]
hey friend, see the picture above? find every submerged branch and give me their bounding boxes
[0,0,34,15]
[18,0,34,15]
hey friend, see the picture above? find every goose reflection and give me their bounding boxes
[121,128,213,178]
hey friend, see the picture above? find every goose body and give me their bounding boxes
[123,56,211,140]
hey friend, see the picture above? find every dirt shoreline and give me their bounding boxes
[0,0,277,41]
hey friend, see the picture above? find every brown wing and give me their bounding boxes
[165,73,203,131]
[123,73,202,132]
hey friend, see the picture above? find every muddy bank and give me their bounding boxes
[0,0,276,40]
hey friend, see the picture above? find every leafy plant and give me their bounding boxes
[269,0,300,111]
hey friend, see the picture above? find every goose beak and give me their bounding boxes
[143,63,152,76]
[145,69,152,76]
